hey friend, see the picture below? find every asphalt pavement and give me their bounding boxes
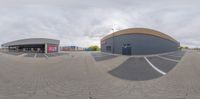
[108,57,163,81]
[147,56,177,73]
[0,51,199,99]
[91,53,118,61]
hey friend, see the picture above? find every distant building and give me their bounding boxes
[1,38,60,53]
[60,46,85,51]
[101,28,180,55]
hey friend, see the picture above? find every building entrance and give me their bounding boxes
[122,46,132,55]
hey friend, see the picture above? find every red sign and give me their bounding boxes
[48,45,57,53]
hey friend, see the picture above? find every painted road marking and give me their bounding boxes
[144,57,166,75]
[168,54,183,58]
[44,54,49,59]
[157,55,179,63]
[18,53,27,57]
[34,53,37,58]
[93,55,108,58]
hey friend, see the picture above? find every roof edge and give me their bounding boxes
[1,38,60,47]
[101,28,179,43]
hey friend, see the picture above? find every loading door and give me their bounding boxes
[122,46,132,55]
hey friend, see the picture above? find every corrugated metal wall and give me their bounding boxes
[101,34,180,55]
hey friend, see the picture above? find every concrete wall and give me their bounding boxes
[101,34,180,55]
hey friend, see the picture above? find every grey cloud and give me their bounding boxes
[0,0,199,47]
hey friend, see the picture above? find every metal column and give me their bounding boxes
[45,43,48,53]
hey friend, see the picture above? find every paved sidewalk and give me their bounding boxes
[0,51,199,99]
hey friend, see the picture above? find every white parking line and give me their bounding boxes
[93,55,109,58]
[34,53,37,58]
[167,54,182,58]
[144,57,166,75]
[157,55,179,62]
[44,54,49,59]
[18,53,27,57]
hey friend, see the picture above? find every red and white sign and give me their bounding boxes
[48,45,57,53]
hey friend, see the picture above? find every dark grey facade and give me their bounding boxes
[101,31,180,55]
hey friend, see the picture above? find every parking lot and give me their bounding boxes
[0,51,200,99]
[1,51,25,56]
[1,51,69,58]
[91,52,118,61]
[91,51,185,81]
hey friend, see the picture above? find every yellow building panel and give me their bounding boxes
[101,28,178,43]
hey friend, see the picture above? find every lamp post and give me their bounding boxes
[112,27,115,54]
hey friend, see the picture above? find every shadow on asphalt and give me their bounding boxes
[108,57,163,81]
[171,51,186,56]
[108,51,185,81]
[91,53,118,61]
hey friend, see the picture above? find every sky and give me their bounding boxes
[0,0,199,48]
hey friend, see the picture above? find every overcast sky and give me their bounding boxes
[0,0,199,47]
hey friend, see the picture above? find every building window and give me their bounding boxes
[123,44,131,46]
[106,46,111,51]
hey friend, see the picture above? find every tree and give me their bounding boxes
[88,45,100,51]
[184,46,189,49]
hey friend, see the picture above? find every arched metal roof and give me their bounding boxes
[101,28,178,43]
[2,38,60,47]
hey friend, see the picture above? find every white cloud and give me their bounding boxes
[0,0,199,47]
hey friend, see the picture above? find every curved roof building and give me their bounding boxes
[2,38,60,53]
[101,28,180,55]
